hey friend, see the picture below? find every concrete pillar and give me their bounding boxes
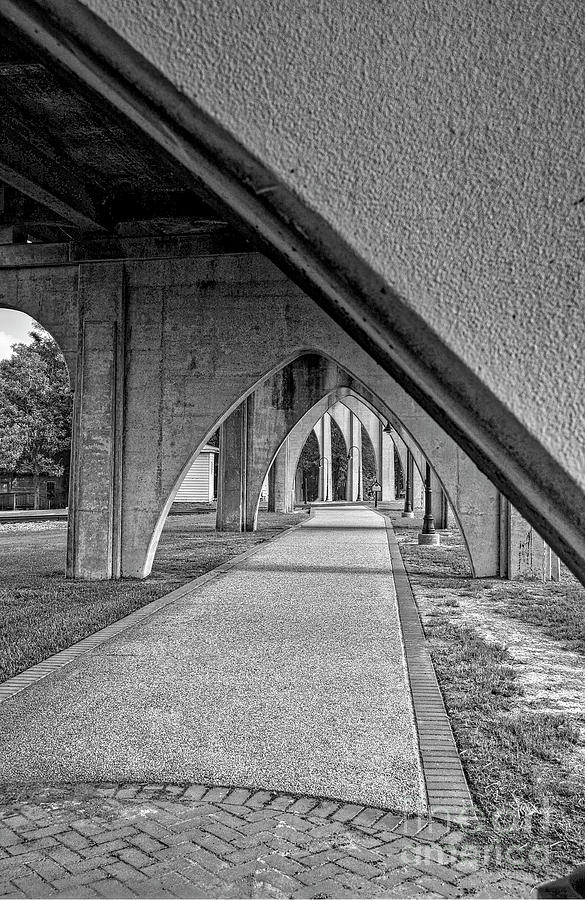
[550,549,561,581]
[268,439,291,512]
[317,414,333,501]
[413,462,424,513]
[431,470,449,528]
[338,397,383,488]
[346,412,363,501]
[328,403,351,500]
[294,464,304,504]
[67,262,125,580]
[499,497,550,579]
[381,426,396,501]
[216,397,252,531]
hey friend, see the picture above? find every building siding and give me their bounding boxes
[175,448,216,502]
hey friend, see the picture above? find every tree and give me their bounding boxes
[298,430,320,502]
[0,328,73,508]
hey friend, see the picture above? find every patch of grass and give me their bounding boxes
[427,620,584,873]
[398,530,585,875]
[399,525,585,654]
[0,510,306,683]
[485,584,585,654]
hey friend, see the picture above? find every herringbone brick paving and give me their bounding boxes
[0,783,538,898]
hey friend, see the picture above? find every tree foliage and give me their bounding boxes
[0,328,73,502]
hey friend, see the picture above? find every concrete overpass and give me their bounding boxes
[0,1,581,585]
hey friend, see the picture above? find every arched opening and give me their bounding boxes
[0,309,72,515]
[296,429,320,503]
[144,349,500,581]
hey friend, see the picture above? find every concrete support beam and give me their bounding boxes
[216,398,251,532]
[243,357,352,526]
[316,414,333,501]
[381,427,396,502]
[67,262,125,579]
[2,250,509,580]
[347,412,363,501]
[499,498,552,579]
[431,471,449,529]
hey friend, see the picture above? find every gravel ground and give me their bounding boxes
[0,505,425,812]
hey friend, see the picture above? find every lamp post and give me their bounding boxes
[402,449,415,517]
[318,455,329,502]
[418,461,440,545]
[347,445,362,501]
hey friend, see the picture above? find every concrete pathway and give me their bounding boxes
[0,505,424,812]
[0,506,540,897]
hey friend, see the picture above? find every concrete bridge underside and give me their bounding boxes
[2,236,553,582]
[0,4,578,585]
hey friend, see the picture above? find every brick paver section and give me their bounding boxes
[0,783,539,898]
[381,518,476,821]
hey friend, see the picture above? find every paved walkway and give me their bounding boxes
[0,506,423,811]
[0,505,539,897]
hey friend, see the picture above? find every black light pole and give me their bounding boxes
[418,461,440,545]
[402,449,414,517]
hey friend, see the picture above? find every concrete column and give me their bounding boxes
[381,426,396,501]
[294,464,304,504]
[338,397,382,484]
[317,414,333,501]
[216,397,252,531]
[550,549,561,581]
[67,262,125,580]
[347,412,363,501]
[499,497,550,579]
[413,462,424,514]
[431,470,449,528]
[268,439,291,512]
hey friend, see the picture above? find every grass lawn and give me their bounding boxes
[397,526,585,877]
[0,509,307,684]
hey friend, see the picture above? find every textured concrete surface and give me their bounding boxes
[81,0,585,488]
[2,251,501,580]
[0,506,424,812]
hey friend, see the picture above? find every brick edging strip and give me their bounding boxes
[0,516,308,706]
[376,512,476,823]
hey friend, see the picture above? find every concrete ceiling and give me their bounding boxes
[0,21,233,242]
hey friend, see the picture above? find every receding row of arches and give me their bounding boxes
[0,309,447,570]
[0,237,555,586]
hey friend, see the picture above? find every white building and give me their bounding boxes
[174,445,218,503]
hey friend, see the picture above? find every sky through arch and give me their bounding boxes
[0,309,37,359]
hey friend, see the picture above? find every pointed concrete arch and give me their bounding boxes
[229,354,498,578]
[335,394,425,508]
[281,390,481,572]
[291,397,437,523]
